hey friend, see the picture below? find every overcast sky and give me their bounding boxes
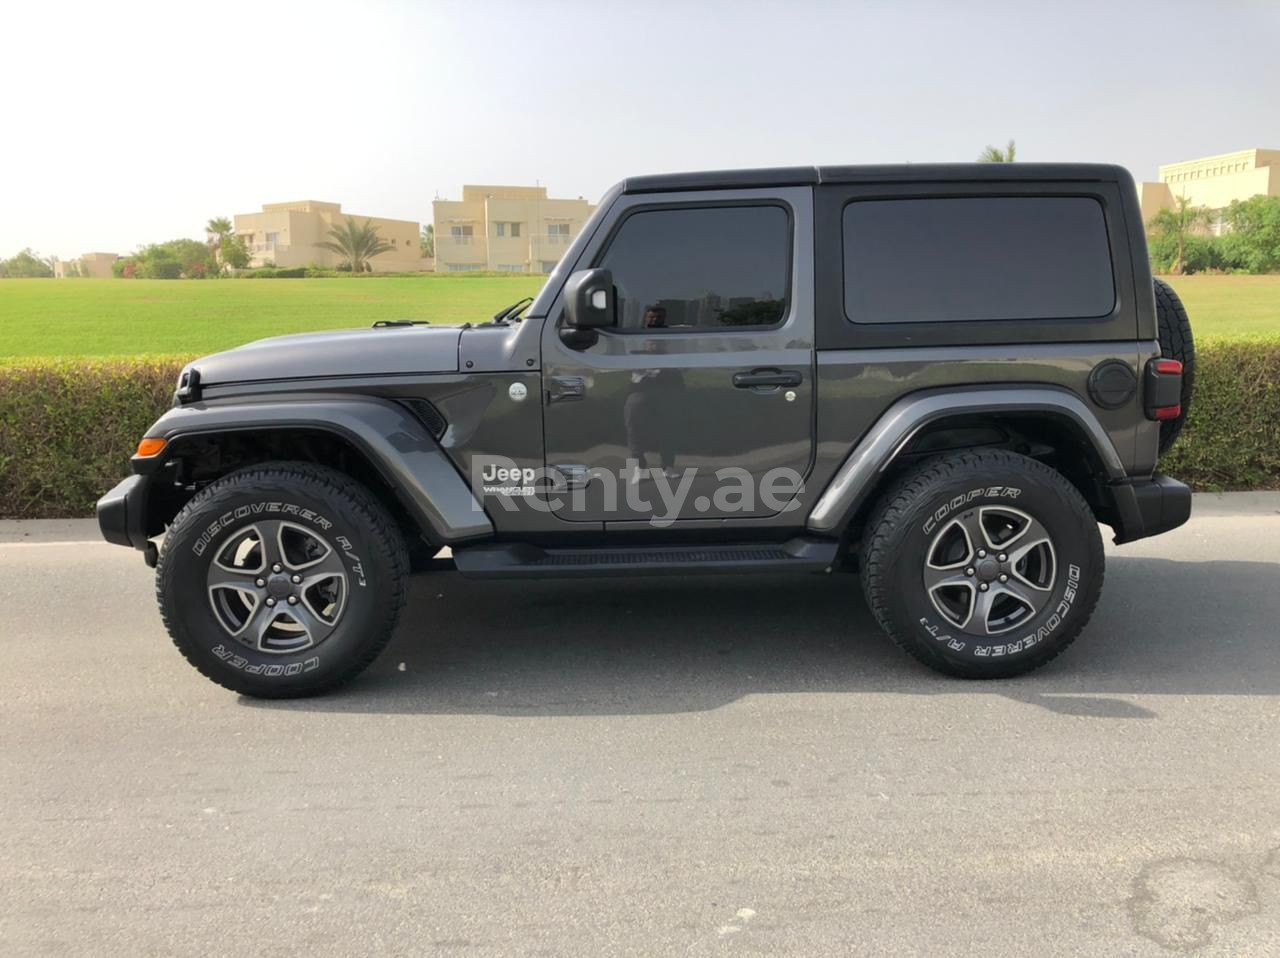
[2,0,1277,258]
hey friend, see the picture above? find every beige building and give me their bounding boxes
[433,185,594,274]
[1138,148,1280,232]
[233,201,430,272]
[53,252,118,278]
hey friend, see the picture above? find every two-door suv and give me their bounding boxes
[98,164,1195,696]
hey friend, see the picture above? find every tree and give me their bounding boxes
[206,217,232,244]
[219,234,250,270]
[978,139,1016,163]
[204,217,235,275]
[115,239,216,279]
[420,223,434,258]
[1148,195,1212,275]
[1219,195,1280,274]
[315,217,395,273]
[0,248,55,278]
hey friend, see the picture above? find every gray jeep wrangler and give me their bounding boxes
[98,164,1194,696]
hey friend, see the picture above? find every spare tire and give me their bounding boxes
[1153,278,1195,456]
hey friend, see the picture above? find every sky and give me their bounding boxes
[2,0,1278,258]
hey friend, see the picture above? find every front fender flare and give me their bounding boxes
[806,385,1126,535]
[143,397,493,544]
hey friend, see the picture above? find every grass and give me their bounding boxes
[0,275,546,359]
[0,273,1275,359]
[1157,275,1280,341]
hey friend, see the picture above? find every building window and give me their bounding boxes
[495,222,506,237]
[511,222,521,238]
[450,225,474,246]
[540,260,559,273]
[497,264,525,273]
[548,222,570,235]
[447,263,484,273]
[266,232,280,244]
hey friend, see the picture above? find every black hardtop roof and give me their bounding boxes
[621,163,1132,194]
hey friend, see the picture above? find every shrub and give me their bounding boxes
[1161,339,1280,489]
[1,343,1277,518]
[238,266,307,278]
[0,358,187,518]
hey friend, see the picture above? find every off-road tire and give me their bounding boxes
[1153,277,1195,456]
[156,461,408,698]
[860,450,1104,679]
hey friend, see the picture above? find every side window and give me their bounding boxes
[843,196,1115,324]
[598,205,790,330]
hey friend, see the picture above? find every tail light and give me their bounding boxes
[1145,358,1183,421]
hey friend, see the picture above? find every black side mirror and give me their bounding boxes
[564,269,616,329]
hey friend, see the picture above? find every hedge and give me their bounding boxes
[0,358,187,519]
[1,343,1277,518]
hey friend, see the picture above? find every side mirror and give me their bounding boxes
[563,269,616,329]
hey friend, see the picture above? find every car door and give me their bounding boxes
[540,187,815,525]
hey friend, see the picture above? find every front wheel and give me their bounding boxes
[156,461,408,697]
[860,450,1104,678]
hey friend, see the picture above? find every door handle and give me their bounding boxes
[733,368,802,389]
[547,376,586,403]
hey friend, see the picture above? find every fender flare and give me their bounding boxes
[806,385,1126,535]
[143,397,493,544]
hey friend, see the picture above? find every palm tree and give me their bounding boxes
[205,217,233,273]
[1149,194,1211,275]
[978,140,1017,163]
[315,217,395,273]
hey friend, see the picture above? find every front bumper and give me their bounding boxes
[96,475,150,550]
[1109,474,1192,545]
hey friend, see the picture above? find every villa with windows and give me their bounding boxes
[232,201,430,272]
[432,185,594,274]
[1137,148,1280,233]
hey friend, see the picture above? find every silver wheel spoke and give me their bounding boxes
[276,522,335,572]
[206,568,263,592]
[294,547,346,580]
[922,566,972,593]
[252,605,288,650]
[969,586,1001,635]
[251,520,285,571]
[957,511,993,553]
[289,599,338,647]
[994,578,1042,613]
[1010,539,1055,592]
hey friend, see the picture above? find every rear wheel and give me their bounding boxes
[1153,277,1196,456]
[156,461,408,697]
[860,450,1104,678]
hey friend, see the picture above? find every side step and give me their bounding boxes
[452,537,839,580]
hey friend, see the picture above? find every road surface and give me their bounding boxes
[4,495,1280,956]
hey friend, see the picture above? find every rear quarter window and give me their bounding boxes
[843,196,1115,324]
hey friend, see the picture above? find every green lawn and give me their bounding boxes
[1158,275,1280,341]
[0,273,1275,360]
[0,275,545,359]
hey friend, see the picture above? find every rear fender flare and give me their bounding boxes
[806,386,1125,535]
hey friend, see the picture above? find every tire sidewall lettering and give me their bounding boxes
[175,495,381,681]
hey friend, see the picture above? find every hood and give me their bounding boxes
[189,325,462,386]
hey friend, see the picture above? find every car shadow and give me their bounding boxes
[241,556,1279,718]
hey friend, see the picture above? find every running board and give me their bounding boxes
[452,537,839,579]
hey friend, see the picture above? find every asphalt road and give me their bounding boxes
[4,495,1280,957]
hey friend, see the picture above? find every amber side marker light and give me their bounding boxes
[135,437,167,458]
